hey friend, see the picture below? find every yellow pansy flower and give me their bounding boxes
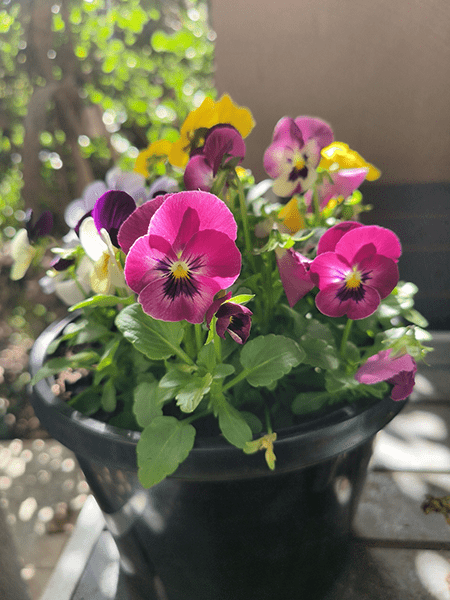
[169,94,255,168]
[319,142,381,181]
[278,197,304,234]
[134,140,173,177]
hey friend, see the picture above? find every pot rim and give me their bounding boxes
[29,314,406,480]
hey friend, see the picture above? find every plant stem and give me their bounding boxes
[194,323,204,354]
[222,368,249,392]
[264,404,273,434]
[236,175,256,272]
[340,318,354,359]
[312,187,322,225]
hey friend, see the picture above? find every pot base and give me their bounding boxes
[77,438,373,600]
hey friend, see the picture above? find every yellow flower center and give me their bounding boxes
[345,268,362,289]
[170,261,190,279]
[294,156,305,171]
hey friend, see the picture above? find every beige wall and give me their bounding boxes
[210,0,450,184]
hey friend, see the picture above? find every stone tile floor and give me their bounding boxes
[0,331,449,599]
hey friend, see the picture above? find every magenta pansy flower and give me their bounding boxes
[355,349,417,400]
[124,191,242,324]
[310,224,401,319]
[206,292,252,344]
[304,168,369,211]
[92,190,136,247]
[184,125,246,191]
[263,116,334,197]
[276,248,315,308]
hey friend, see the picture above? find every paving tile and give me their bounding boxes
[0,439,89,600]
[371,402,450,471]
[354,470,450,542]
[323,546,450,600]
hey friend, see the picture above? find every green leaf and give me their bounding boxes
[69,294,135,311]
[292,391,335,415]
[137,416,196,488]
[197,342,216,372]
[240,334,305,387]
[115,304,184,360]
[175,373,212,413]
[68,388,101,416]
[213,396,253,449]
[300,335,339,370]
[101,379,116,412]
[213,363,235,379]
[133,381,163,428]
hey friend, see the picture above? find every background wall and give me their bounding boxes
[210,0,450,184]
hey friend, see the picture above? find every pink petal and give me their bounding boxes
[317,169,369,209]
[172,207,201,254]
[355,349,417,400]
[148,191,238,243]
[276,249,315,307]
[118,195,166,254]
[184,155,214,192]
[293,117,334,149]
[317,221,364,255]
[124,234,176,293]
[184,230,242,285]
[335,225,402,264]
[315,284,381,319]
[310,252,351,289]
[138,274,219,324]
[356,253,399,299]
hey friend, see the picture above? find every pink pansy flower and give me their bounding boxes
[310,224,401,319]
[304,168,369,211]
[263,117,334,198]
[355,349,417,401]
[184,125,246,191]
[124,191,242,324]
[275,248,315,308]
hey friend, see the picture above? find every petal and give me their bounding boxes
[317,169,369,208]
[172,207,201,253]
[183,230,242,286]
[118,195,166,254]
[92,190,136,247]
[335,225,402,263]
[148,176,179,199]
[138,274,219,324]
[276,248,314,307]
[65,199,88,229]
[124,234,176,294]
[184,155,214,191]
[9,229,36,280]
[315,284,381,319]
[317,221,364,255]
[82,181,108,212]
[148,190,238,243]
[355,349,417,388]
[203,125,246,174]
[214,94,255,138]
[309,252,351,289]
[79,217,107,261]
[357,254,399,299]
[294,117,334,150]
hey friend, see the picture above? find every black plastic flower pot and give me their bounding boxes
[29,315,406,600]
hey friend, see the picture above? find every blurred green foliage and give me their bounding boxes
[0,0,216,239]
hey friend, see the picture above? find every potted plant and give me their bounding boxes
[13,95,431,600]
